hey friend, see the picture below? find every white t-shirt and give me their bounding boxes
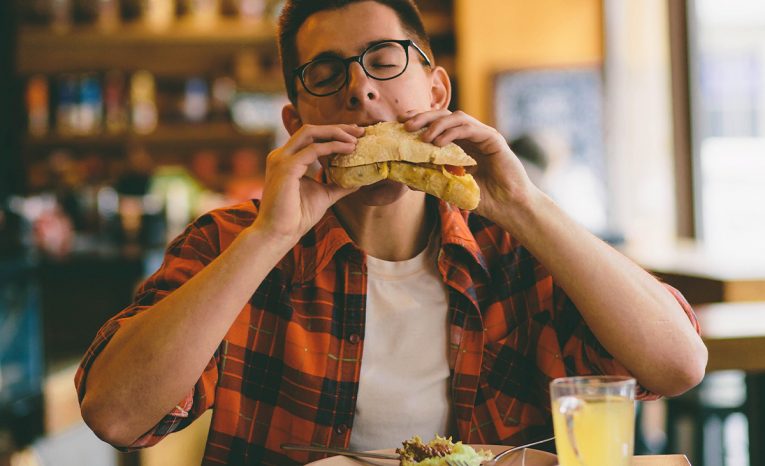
[348,234,454,451]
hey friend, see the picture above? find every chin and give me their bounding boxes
[350,180,412,206]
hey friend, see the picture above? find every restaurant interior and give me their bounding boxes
[1,0,764,465]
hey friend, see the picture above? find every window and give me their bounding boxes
[691,0,765,252]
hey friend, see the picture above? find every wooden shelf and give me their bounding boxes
[17,18,278,76]
[23,122,274,152]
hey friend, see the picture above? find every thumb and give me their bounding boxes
[324,183,359,205]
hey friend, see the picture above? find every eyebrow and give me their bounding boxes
[306,39,398,62]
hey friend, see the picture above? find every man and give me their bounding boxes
[76,1,708,464]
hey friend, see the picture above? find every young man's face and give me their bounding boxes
[287,1,449,206]
[292,1,440,126]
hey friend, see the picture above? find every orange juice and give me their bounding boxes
[552,395,634,466]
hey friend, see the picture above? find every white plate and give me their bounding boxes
[305,445,558,465]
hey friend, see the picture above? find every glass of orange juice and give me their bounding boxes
[550,376,636,466]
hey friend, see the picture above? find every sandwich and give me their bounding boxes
[327,122,481,210]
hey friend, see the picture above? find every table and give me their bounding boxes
[623,241,765,304]
[697,302,765,372]
[634,456,690,465]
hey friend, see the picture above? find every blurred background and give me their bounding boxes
[1,0,764,465]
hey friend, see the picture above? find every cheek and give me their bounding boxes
[388,74,432,107]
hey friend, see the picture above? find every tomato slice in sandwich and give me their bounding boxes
[444,165,466,176]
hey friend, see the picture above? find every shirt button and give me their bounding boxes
[335,424,348,435]
[348,333,360,344]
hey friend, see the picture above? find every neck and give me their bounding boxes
[333,191,435,261]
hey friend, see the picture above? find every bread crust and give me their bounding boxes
[326,162,388,188]
[327,162,480,210]
[329,122,477,168]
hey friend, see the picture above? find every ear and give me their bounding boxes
[429,66,452,110]
[282,103,303,135]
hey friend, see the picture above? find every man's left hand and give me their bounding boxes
[400,110,539,223]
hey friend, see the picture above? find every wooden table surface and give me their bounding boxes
[634,455,690,465]
[696,302,765,372]
[623,241,765,304]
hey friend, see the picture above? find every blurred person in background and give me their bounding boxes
[509,132,608,237]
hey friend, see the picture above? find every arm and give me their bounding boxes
[402,111,707,397]
[507,192,706,396]
[80,124,362,446]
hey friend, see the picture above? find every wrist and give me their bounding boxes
[242,221,300,257]
[493,186,553,242]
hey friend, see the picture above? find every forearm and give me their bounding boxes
[497,190,707,396]
[81,226,295,445]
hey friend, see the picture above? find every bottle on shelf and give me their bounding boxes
[56,74,80,136]
[77,74,104,135]
[96,0,121,29]
[104,70,129,134]
[235,0,266,21]
[26,75,50,137]
[50,0,74,31]
[182,0,221,25]
[140,0,176,29]
[130,70,159,135]
[181,77,210,123]
[210,75,237,121]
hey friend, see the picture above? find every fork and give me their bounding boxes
[445,436,555,466]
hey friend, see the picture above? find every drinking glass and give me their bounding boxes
[550,376,636,466]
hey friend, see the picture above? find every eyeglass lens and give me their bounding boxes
[302,41,409,95]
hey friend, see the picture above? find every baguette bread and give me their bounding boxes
[327,122,481,210]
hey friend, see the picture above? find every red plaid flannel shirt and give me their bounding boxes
[75,199,699,465]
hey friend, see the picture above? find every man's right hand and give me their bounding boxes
[80,123,365,447]
[251,124,364,243]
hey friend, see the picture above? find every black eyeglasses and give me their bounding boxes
[293,39,432,97]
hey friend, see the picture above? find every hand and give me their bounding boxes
[400,110,538,224]
[250,124,364,243]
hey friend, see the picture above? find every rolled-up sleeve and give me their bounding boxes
[74,217,221,449]
[554,282,700,401]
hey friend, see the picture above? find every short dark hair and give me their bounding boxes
[278,0,433,104]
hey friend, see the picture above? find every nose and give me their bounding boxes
[345,61,378,109]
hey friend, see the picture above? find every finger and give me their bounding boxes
[324,182,360,205]
[302,176,359,206]
[401,109,452,132]
[292,140,357,168]
[283,125,362,155]
[420,116,466,143]
[396,109,420,123]
[433,124,505,156]
[303,124,363,144]
[431,124,472,147]
[331,124,365,139]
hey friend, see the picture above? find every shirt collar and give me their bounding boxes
[289,198,489,284]
[289,207,356,284]
[436,200,489,274]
